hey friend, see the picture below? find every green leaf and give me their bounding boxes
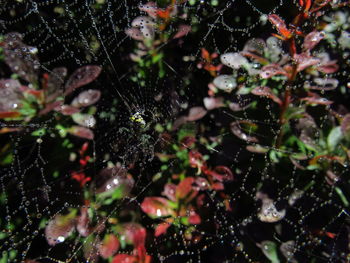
[327,127,343,151]
[260,241,280,263]
[31,128,46,136]
[180,216,189,225]
[0,251,8,263]
[0,152,13,165]
[55,124,67,138]
[335,187,349,207]
[152,52,163,64]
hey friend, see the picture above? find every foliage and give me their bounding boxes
[0,0,350,263]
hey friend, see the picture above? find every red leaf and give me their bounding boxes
[162,183,176,202]
[154,222,171,237]
[201,48,211,61]
[180,136,196,148]
[71,89,101,108]
[300,92,333,105]
[47,67,67,89]
[194,177,210,191]
[76,207,91,237]
[56,105,80,115]
[141,197,174,217]
[268,14,292,39]
[317,60,339,74]
[173,24,191,39]
[212,182,224,190]
[139,2,158,18]
[3,33,39,84]
[243,38,266,56]
[64,65,101,95]
[230,121,259,143]
[303,31,325,51]
[260,64,288,79]
[39,101,63,116]
[325,232,336,239]
[119,223,146,248]
[188,150,206,170]
[99,234,120,259]
[251,86,282,105]
[156,8,171,20]
[112,254,137,263]
[203,97,224,110]
[71,172,91,187]
[188,211,201,224]
[176,177,196,201]
[341,114,350,136]
[207,166,234,182]
[294,53,321,72]
[68,126,94,140]
[45,212,76,246]
[186,106,207,121]
[126,28,145,41]
[0,111,20,119]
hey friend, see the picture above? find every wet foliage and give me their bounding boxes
[0,0,350,263]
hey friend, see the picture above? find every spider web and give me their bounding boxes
[0,0,350,262]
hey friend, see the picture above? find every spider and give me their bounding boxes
[116,107,161,164]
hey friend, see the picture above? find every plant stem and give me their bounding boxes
[275,38,299,148]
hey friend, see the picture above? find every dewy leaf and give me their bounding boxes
[131,16,155,28]
[294,53,321,72]
[141,197,174,218]
[341,114,350,138]
[230,121,259,143]
[125,27,144,41]
[118,223,146,247]
[46,67,67,102]
[300,92,333,105]
[3,33,39,84]
[96,167,134,199]
[57,105,80,116]
[208,166,234,182]
[0,79,22,113]
[327,126,343,151]
[258,199,286,223]
[45,212,76,246]
[306,78,338,91]
[296,115,319,151]
[162,183,177,202]
[280,240,297,263]
[303,31,325,51]
[68,126,94,140]
[71,89,101,108]
[203,97,224,110]
[243,38,266,56]
[259,64,288,79]
[112,254,138,263]
[213,75,237,92]
[139,1,158,18]
[259,241,280,263]
[76,207,91,237]
[186,107,207,121]
[173,24,191,39]
[64,65,101,95]
[220,52,248,69]
[176,177,196,201]
[251,86,282,105]
[317,60,339,74]
[154,222,171,237]
[268,14,292,39]
[72,113,96,128]
[131,16,155,39]
[98,234,120,259]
